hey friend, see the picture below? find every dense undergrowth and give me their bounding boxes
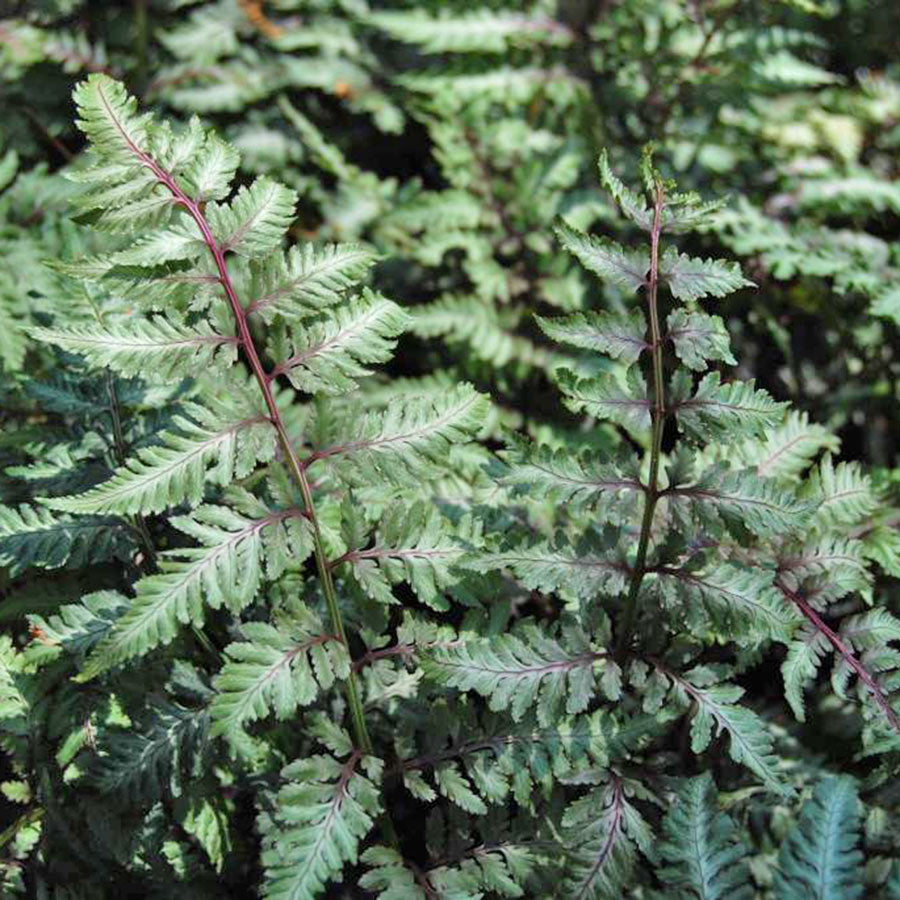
[1,2,900,898]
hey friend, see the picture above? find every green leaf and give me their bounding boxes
[782,625,830,721]
[78,503,308,679]
[359,847,426,899]
[88,702,209,801]
[675,373,787,443]
[0,636,29,723]
[555,367,651,435]
[43,395,276,515]
[29,315,238,381]
[180,796,232,873]
[775,777,863,899]
[369,10,570,53]
[562,778,642,899]
[804,455,877,530]
[245,243,379,321]
[109,223,206,266]
[743,411,839,479]
[666,309,735,371]
[657,773,752,900]
[556,222,649,292]
[73,73,152,164]
[598,149,652,230]
[598,150,726,234]
[666,466,810,537]
[840,608,900,653]
[269,291,409,394]
[423,623,608,726]
[338,502,473,611]
[262,750,383,900]
[501,438,643,515]
[28,590,129,659]
[536,309,647,363]
[0,505,134,576]
[399,708,610,813]
[181,132,240,202]
[311,384,489,485]
[209,176,297,256]
[665,667,789,796]
[211,611,349,743]
[470,537,629,600]
[660,248,753,302]
[778,538,871,605]
[655,565,798,642]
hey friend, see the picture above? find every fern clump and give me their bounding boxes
[1,25,900,897]
[0,74,491,896]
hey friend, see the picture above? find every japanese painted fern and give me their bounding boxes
[2,77,900,899]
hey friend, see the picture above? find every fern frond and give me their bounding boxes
[598,150,726,233]
[774,777,863,900]
[306,384,489,485]
[369,10,571,54]
[336,502,473,611]
[29,316,238,380]
[501,439,643,515]
[208,176,296,256]
[656,773,752,900]
[269,291,409,395]
[361,842,538,899]
[399,707,610,812]
[561,777,646,899]
[777,537,871,604]
[556,222,649,293]
[675,373,787,442]
[72,74,152,164]
[0,636,30,724]
[781,624,831,721]
[654,565,799,642]
[211,612,349,743]
[555,367,651,435]
[660,248,754,302]
[661,665,789,795]
[78,503,308,679]
[536,310,648,364]
[744,410,840,479]
[413,296,553,370]
[88,702,210,802]
[109,223,206,266]
[27,590,129,659]
[598,149,652,231]
[0,505,134,576]
[666,309,736,371]
[261,741,383,900]
[245,243,378,322]
[470,538,630,600]
[804,455,877,529]
[43,395,276,515]
[423,623,615,726]
[665,466,810,536]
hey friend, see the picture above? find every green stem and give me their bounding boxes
[616,180,666,661]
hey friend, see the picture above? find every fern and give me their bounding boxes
[775,777,864,899]
[210,605,349,744]
[260,723,383,900]
[3,13,900,899]
[656,774,752,900]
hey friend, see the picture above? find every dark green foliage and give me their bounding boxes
[1,3,900,898]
